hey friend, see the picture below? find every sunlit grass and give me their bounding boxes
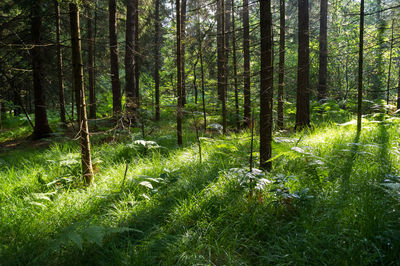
[1,114,400,264]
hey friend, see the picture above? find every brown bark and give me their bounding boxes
[32,0,52,138]
[295,0,310,130]
[260,0,273,171]
[181,0,187,106]
[318,0,328,101]
[277,0,285,129]
[177,0,183,146]
[87,9,96,119]
[135,0,140,106]
[109,0,122,115]
[357,0,364,132]
[231,0,240,132]
[125,0,138,123]
[217,0,227,134]
[69,3,94,185]
[154,0,160,120]
[243,0,251,128]
[55,0,66,124]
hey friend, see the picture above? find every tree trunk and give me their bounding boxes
[386,19,394,105]
[199,27,207,130]
[318,0,328,101]
[372,0,384,100]
[87,9,96,119]
[193,57,198,104]
[135,0,140,107]
[32,0,52,138]
[231,0,240,132]
[109,0,122,116]
[181,0,187,106]
[295,0,310,130]
[243,0,251,128]
[154,0,160,120]
[260,0,273,171]
[217,0,227,134]
[125,0,138,123]
[277,0,285,129]
[357,0,364,132]
[176,0,183,146]
[55,0,66,124]
[69,3,94,185]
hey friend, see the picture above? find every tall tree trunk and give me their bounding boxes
[217,0,227,134]
[318,0,328,101]
[135,0,140,107]
[199,26,207,130]
[31,0,52,138]
[357,0,364,132]
[109,0,122,115]
[243,0,251,128]
[193,57,198,104]
[386,19,394,105]
[176,0,183,146]
[87,8,96,119]
[69,3,94,185]
[260,0,273,171]
[231,0,240,132]
[125,0,138,123]
[181,0,187,106]
[154,0,161,120]
[277,0,285,129]
[295,0,310,130]
[55,0,66,124]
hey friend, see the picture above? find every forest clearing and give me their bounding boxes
[1,0,400,265]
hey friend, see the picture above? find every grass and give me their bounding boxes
[1,111,400,265]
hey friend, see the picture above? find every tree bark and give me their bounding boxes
[176,0,183,146]
[181,0,187,106]
[55,0,66,124]
[87,9,96,119]
[260,0,273,171]
[154,0,160,120]
[125,0,138,123]
[135,0,140,106]
[295,0,310,130]
[217,0,227,134]
[69,3,94,185]
[277,0,285,129]
[318,0,328,101]
[109,0,122,115]
[199,25,207,131]
[243,0,251,128]
[357,0,364,132]
[32,0,52,138]
[231,0,240,132]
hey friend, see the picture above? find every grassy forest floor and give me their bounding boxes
[1,111,400,265]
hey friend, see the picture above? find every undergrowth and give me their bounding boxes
[1,113,400,265]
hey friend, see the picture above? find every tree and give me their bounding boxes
[181,0,187,106]
[125,0,138,123]
[69,2,94,185]
[87,8,96,119]
[243,0,251,128]
[217,0,227,134]
[260,0,273,171]
[357,0,364,132]
[176,0,183,146]
[231,0,240,131]
[109,0,122,115]
[154,0,161,120]
[55,0,66,124]
[31,0,52,138]
[295,0,310,130]
[318,0,328,101]
[277,0,285,129]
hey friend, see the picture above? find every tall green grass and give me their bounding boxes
[1,114,400,265]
